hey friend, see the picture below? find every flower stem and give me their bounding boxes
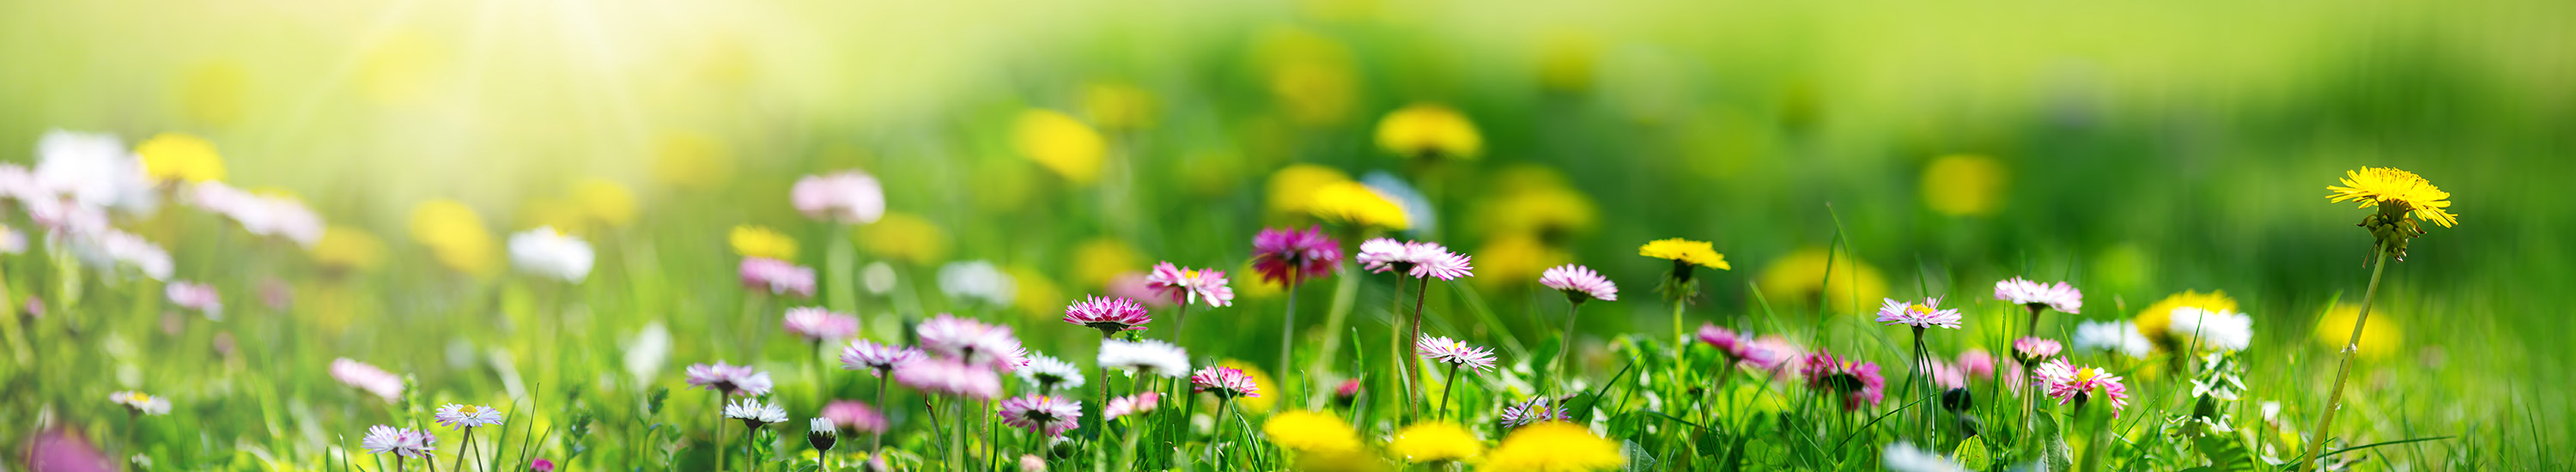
[2302,245,2390,471]
[1204,398,1235,460]
[454,427,474,472]
[1170,303,1192,343]
[1438,363,1462,420]
[717,393,729,472]
[1279,272,1300,399]
[1406,275,1432,421]
[1549,299,1585,402]
[873,375,890,453]
[1097,331,1115,451]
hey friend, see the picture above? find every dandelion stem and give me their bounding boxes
[2303,245,2390,471]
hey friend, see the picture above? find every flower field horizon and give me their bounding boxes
[1,1,2570,470]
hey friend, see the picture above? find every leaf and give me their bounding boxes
[1955,436,1993,471]
[2193,436,2257,472]
[1566,361,1635,422]
[2018,415,2074,472]
[1621,440,1658,472]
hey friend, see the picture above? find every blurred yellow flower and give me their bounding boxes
[2312,304,2402,360]
[1472,234,1568,292]
[730,225,798,260]
[1235,259,1284,299]
[1476,187,1597,241]
[2134,291,2239,347]
[312,226,387,272]
[2328,166,2456,228]
[652,131,736,190]
[574,179,638,228]
[1218,360,1281,412]
[1388,422,1482,463]
[135,133,227,183]
[1011,109,1107,185]
[1296,448,1389,472]
[1638,239,1728,270]
[1309,181,1410,230]
[1262,410,1362,453]
[1267,164,1352,215]
[1009,266,1064,318]
[1755,247,1889,314]
[181,61,247,126]
[860,213,951,265]
[409,199,498,275]
[1479,422,1622,471]
[1258,27,1358,126]
[1082,82,1157,130]
[1070,239,1142,288]
[1923,154,2008,216]
[1375,103,1483,160]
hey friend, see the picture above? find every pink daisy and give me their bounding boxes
[783,307,860,342]
[1697,324,1760,364]
[1875,297,1964,330]
[684,361,775,396]
[1539,264,1619,302]
[1142,263,1235,308]
[2032,360,2131,415]
[1062,295,1151,336]
[2012,337,2064,364]
[433,403,504,428]
[791,171,886,224]
[1354,238,1412,274]
[331,358,405,402]
[997,395,1084,437]
[1189,366,1261,399]
[1994,277,2082,314]
[820,400,889,434]
[916,313,1023,370]
[1107,272,1173,309]
[165,281,222,319]
[840,340,923,375]
[1408,248,1473,281]
[1498,396,1570,427]
[1416,336,1498,372]
[1104,392,1161,421]
[1956,348,1996,379]
[740,257,817,298]
[1798,351,1886,411]
[893,357,1002,399]
[1250,226,1340,287]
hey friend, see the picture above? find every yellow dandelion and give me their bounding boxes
[1011,109,1107,185]
[1070,239,1143,288]
[1922,154,2008,217]
[1754,247,1890,314]
[312,226,387,272]
[1476,187,1597,242]
[1267,164,1353,215]
[2133,291,2239,347]
[1082,82,1157,130]
[1470,234,1569,292]
[730,225,798,260]
[1309,181,1410,230]
[409,199,498,275]
[1478,422,1622,471]
[2327,166,2456,227]
[1297,447,1390,472]
[573,179,638,228]
[2312,304,2402,360]
[1388,422,1483,463]
[1637,239,1728,270]
[1262,410,1362,453]
[1375,103,1483,160]
[860,213,951,265]
[1218,360,1281,412]
[651,131,736,190]
[135,133,228,183]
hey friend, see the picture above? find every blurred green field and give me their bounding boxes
[1,0,2570,470]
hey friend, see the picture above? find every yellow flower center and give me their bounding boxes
[1910,305,1932,315]
[1182,269,1200,279]
[459,405,479,415]
[2075,367,2099,383]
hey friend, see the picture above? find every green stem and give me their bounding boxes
[872,375,890,453]
[1549,299,1585,402]
[1204,398,1236,461]
[1438,363,1461,420]
[1279,272,1300,400]
[1405,275,1431,422]
[2303,245,2390,470]
[717,394,729,472]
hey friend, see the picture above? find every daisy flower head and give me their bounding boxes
[782,307,860,342]
[1994,277,2082,314]
[1638,238,1728,271]
[1929,361,1966,389]
[839,339,922,375]
[723,397,789,428]
[507,227,592,283]
[1250,226,1341,286]
[330,358,405,402]
[2032,360,2131,415]
[1015,353,1086,391]
[1104,392,1160,421]
[792,170,886,224]
[1697,324,1750,360]
[684,361,774,396]
[1143,262,1234,307]
[1388,422,1482,463]
[892,357,1003,399]
[2074,320,2154,359]
[807,417,839,452]
[820,401,888,434]
[1407,245,1473,281]
[1062,295,1151,335]
[1190,366,1261,399]
[1497,396,1570,427]
[433,403,504,428]
[1799,351,1886,411]
[1097,338,1191,378]
[110,390,171,415]
[1875,297,1964,330]
[1415,336,1498,372]
[1482,421,1624,472]
[916,313,1024,369]
[2166,306,2255,352]
[2012,337,2064,363]
[1539,263,1618,302]
[1956,349,1996,379]
[361,425,436,457]
[1261,410,1362,453]
[165,281,222,319]
[1355,238,1412,274]
[1882,441,1969,472]
[997,394,1084,437]
[2328,166,2457,228]
[739,257,817,298]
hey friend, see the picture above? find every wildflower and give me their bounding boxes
[361,425,437,458]
[1014,353,1086,392]
[34,130,156,214]
[0,225,21,254]
[1097,339,1191,378]
[1104,392,1160,421]
[1473,235,1570,292]
[2013,337,2064,363]
[1082,82,1157,130]
[330,358,405,402]
[684,361,775,396]
[2073,320,2153,359]
[507,227,592,282]
[1062,295,1151,336]
[1068,239,1143,288]
[572,179,638,227]
[2166,306,2254,352]
[623,323,671,386]
[1356,238,1421,273]
[433,403,504,428]
[780,307,860,342]
[1957,349,1996,379]
[936,260,1017,307]
[1994,277,2082,314]
[1417,336,1498,372]
[1267,164,1354,215]
[2327,166,2457,231]
[1364,172,1436,233]
[1497,396,1569,427]
[820,401,888,434]
[188,181,325,247]
[807,417,838,454]
[1921,154,2008,217]
[1698,324,1758,364]
[313,226,387,272]
[1929,361,1966,389]
[723,397,788,428]
[1190,366,1261,398]
[70,230,173,281]
[1799,351,1886,411]
[1250,226,1341,286]
[1308,181,1411,230]
[739,257,817,297]
[1389,421,1482,463]
[1019,455,1048,472]
[987,394,1083,437]
[2312,304,2401,360]
[841,340,922,375]
[1875,298,1965,330]
[1637,238,1728,270]
[729,225,799,260]
[165,281,222,320]
[1012,109,1108,184]
[1375,103,1482,160]
[409,199,498,275]
[860,213,951,264]
[1539,264,1617,303]
[1479,421,1623,471]
[1881,441,1968,472]
[1410,248,1474,281]
[530,458,556,472]
[1215,360,1283,411]
[1263,410,1361,452]
[135,133,226,183]
[109,391,171,415]
[2133,290,2238,347]
[793,170,886,224]
[916,314,1023,369]
[892,357,1002,399]
[1142,263,1235,307]
[2032,360,2131,415]
[649,130,736,189]
[1741,336,1801,371]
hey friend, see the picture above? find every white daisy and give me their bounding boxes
[2073,320,2154,359]
[1015,353,1086,391]
[1097,339,1190,378]
[2166,307,2255,352]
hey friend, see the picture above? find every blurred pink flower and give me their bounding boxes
[165,281,222,320]
[188,180,324,247]
[792,171,886,224]
[893,356,1002,399]
[1799,351,1885,411]
[997,394,1083,437]
[740,257,817,298]
[1539,263,1618,302]
[916,313,1023,370]
[330,358,404,402]
[1957,348,1996,379]
[1250,226,1340,287]
[821,400,889,434]
[840,339,923,375]
[1106,272,1172,309]
[1142,263,1234,308]
[27,427,112,472]
[2013,337,2063,363]
[783,307,860,342]
[1103,392,1160,421]
[1994,277,2082,314]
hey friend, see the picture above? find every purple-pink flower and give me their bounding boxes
[1356,239,1473,280]
[1104,392,1160,421]
[685,361,775,396]
[331,358,405,402]
[1063,295,1151,335]
[821,400,889,434]
[2032,360,2130,415]
[1799,351,1885,411]
[166,281,222,319]
[1250,226,1340,287]
[1409,249,1473,281]
[1142,263,1235,308]
[1189,366,1261,399]
[841,339,923,375]
[916,313,1024,370]
[1874,297,1964,330]
[740,257,817,298]
[997,394,1083,437]
[1995,277,2083,314]
[783,307,860,342]
[2013,337,2064,363]
[1416,336,1498,372]
[792,171,886,224]
[1539,264,1618,302]
[894,357,1002,399]
[1498,396,1570,427]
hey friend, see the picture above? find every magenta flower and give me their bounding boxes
[1250,226,1340,286]
[1874,297,1964,330]
[916,313,1024,370]
[740,257,817,298]
[840,340,923,375]
[783,307,860,342]
[1539,264,1618,302]
[1994,277,2083,314]
[1799,351,1886,411]
[1104,392,1161,421]
[1063,295,1151,336]
[820,400,889,434]
[1416,336,1498,372]
[331,358,405,402]
[684,361,775,396]
[792,170,886,224]
[165,281,222,319]
[1957,348,1996,379]
[1697,324,1750,358]
[997,395,1084,437]
[1498,396,1570,427]
[531,458,556,472]
[1408,249,1473,281]
[1189,366,1261,399]
[2032,360,2131,415]
[2012,337,2064,363]
[1142,263,1235,308]
[894,357,1002,399]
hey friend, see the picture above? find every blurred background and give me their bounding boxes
[3,0,2569,463]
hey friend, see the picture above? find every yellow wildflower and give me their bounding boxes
[135,133,227,183]
[2312,304,2401,360]
[2133,291,2238,347]
[1261,410,1361,453]
[573,179,638,228]
[1218,360,1281,412]
[1257,27,1358,126]
[1922,154,2008,217]
[409,199,498,275]
[1375,103,1483,160]
[1471,234,1569,292]
[651,131,736,190]
[1309,181,1410,230]
[1479,422,1622,471]
[2327,166,2456,228]
[1082,82,1157,130]
[1637,239,1727,270]
[730,225,798,260]
[1388,422,1482,463]
[1267,164,1353,215]
[312,226,387,272]
[1011,109,1107,185]
[1070,239,1143,288]
[1754,247,1889,314]
[860,213,951,265]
